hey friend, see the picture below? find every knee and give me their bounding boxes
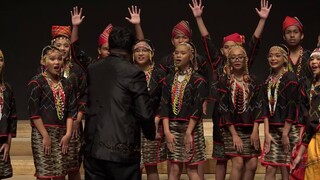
[232,158,244,171]
[245,159,258,172]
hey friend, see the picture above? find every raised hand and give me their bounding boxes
[189,0,204,18]
[71,6,85,26]
[255,0,272,20]
[125,5,141,25]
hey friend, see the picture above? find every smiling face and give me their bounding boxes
[267,47,287,72]
[41,48,64,78]
[309,53,320,77]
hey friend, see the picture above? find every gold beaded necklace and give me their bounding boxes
[171,67,192,115]
[43,72,66,120]
[267,71,286,116]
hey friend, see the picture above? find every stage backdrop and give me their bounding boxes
[0,0,319,119]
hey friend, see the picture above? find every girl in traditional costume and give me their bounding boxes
[260,44,300,180]
[27,45,76,179]
[0,50,17,179]
[133,39,167,180]
[291,48,320,180]
[160,42,208,180]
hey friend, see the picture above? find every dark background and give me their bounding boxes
[0,0,319,119]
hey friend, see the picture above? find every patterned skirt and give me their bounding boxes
[167,120,206,165]
[304,131,320,179]
[261,125,299,166]
[290,126,307,180]
[222,126,261,158]
[141,124,167,166]
[0,145,12,179]
[212,109,228,160]
[32,126,68,178]
[67,123,83,172]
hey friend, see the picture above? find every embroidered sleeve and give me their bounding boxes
[283,79,299,123]
[27,79,42,120]
[247,35,261,69]
[253,83,268,123]
[77,70,87,114]
[8,88,17,137]
[159,77,170,119]
[217,80,232,125]
[66,84,77,120]
[190,78,208,120]
[71,40,93,72]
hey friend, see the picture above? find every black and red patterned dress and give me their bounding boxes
[27,73,77,178]
[160,69,208,164]
[258,71,300,166]
[141,65,167,166]
[202,35,260,160]
[0,83,17,179]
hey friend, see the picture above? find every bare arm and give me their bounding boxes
[189,0,209,37]
[253,0,272,38]
[70,6,85,43]
[282,121,292,153]
[125,5,144,40]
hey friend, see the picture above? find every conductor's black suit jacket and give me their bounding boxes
[84,54,155,163]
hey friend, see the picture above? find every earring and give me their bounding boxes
[149,52,153,63]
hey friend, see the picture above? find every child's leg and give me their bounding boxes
[242,157,258,180]
[145,165,160,180]
[280,166,289,180]
[187,164,201,180]
[197,162,205,180]
[215,160,227,180]
[230,156,244,180]
[265,165,277,180]
[168,162,183,180]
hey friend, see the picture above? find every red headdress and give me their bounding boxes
[223,33,245,46]
[51,25,71,39]
[171,20,192,39]
[282,16,303,32]
[98,24,113,46]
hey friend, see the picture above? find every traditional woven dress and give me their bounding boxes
[299,83,320,179]
[27,73,77,178]
[160,69,208,165]
[259,71,300,166]
[218,75,261,157]
[63,60,87,172]
[290,48,312,180]
[0,83,17,179]
[202,35,260,160]
[141,65,167,166]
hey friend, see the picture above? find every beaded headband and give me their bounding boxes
[41,45,61,60]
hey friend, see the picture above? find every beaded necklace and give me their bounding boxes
[144,64,154,92]
[171,67,192,115]
[43,72,66,120]
[230,75,249,114]
[63,61,72,78]
[0,84,4,120]
[267,71,286,116]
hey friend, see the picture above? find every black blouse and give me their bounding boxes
[27,74,77,126]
